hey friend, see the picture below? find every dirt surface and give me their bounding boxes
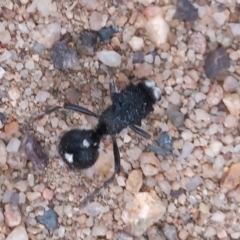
[0,0,240,239]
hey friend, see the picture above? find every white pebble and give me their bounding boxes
[129,36,144,51]
[92,224,107,237]
[58,226,65,238]
[35,91,50,102]
[8,86,20,101]
[25,59,35,70]
[211,211,225,222]
[96,50,121,67]
[0,67,5,79]
[6,138,21,153]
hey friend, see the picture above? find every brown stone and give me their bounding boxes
[221,162,240,190]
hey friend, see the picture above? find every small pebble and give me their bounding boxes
[163,224,178,240]
[82,202,109,217]
[166,104,185,128]
[223,75,239,92]
[92,224,107,237]
[144,6,169,46]
[0,140,7,167]
[43,188,54,201]
[25,58,35,70]
[37,209,58,231]
[89,11,108,31]
[4,203,22,227]
[6,138,21,152]
[96,50,121,67]
[185,176,203,191]
[0,67,5,79]
[1,30,11,44]
[98,26,118,42]
[8,86,21,101]
[26,192,41,201]
[129,36,144,51]
[35,91,50,102]
[76,30,99,56]
[5,226,28,240]
[50,40,78,69]
[23,133,49,171]
[126,169,143,194]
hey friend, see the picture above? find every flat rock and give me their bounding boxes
[96,50,121,67]
[206,84,223,107]
[140,152,160,176]
[6,226,28,240]
[121,191,166,237]
[89,11,108,31]
[4,203,22,227]
[144,6,169,46]
[223,93,240,117]
[0,139,7,167]
[221,162,240,190]
[126,169,143,194]
[37,209,58,231]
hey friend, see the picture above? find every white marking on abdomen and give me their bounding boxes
[64,153,74,163]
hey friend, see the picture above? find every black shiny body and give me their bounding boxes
[96,82,155,136]
[57,79,161,206]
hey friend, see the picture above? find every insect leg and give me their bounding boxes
[64,103,99,119]
[129,125,151,139]
[79,136,120,207]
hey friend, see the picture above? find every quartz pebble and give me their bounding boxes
[137,0,156,6]
[229,23,240,36]
[140,152,160,176]
[185,176,203,191]
[30,23,61,49]
[8,86,21,101]
[126,170,143,194]
[1,30,11,44]
[26,192,41,201]
[0,67,5,79]
[96,50,121,67]
[144,6,169,46]
[129,36,144,51]
[206,84,223,107]
[6,138,21,153]
[35,91,50,102]
[92,224,107,237]
[223,76,239,93]
[6,226,28,240]
[188,32,206,54]
[223,93,240,117]
[0,139,7,167]
[4,203,22,227]
[82,202,109,217]
[122,191,166,237]
[89,11,108,31]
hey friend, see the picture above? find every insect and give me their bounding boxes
[27,78,162,206]
[58,78,161,205]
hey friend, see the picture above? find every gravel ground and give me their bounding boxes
[1,0,240,239]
